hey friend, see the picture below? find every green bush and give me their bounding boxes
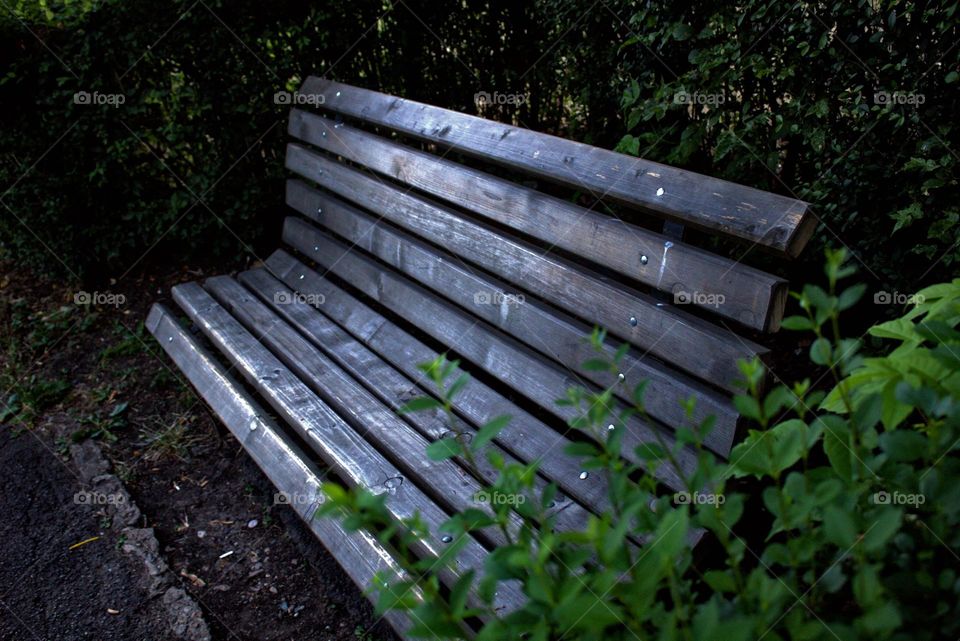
[320,249,960,640]
[0,0,628,282]
[615,1,959,288]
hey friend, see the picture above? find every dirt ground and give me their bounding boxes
[0,258,398,641]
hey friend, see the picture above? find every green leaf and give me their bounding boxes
[862,507,902,553]
[733,394,762,421]
[426,437,463,461]
[823,504,857,547]
[399,396,442,414]
[473,414,511,450]
[703,570,737,593]
[447,373,470,400]
[449,569,475,616]
[879,431,927,461]
[781,315,814,331]
[821,415,853,481]
[810,337,832,365]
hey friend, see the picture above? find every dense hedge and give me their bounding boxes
[0,0,625,282]
[1,0,958,294]
[614,0,960,291]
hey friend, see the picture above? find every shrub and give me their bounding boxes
[614,1,960,290]
[320,249,960,640]
[0,0,628,282]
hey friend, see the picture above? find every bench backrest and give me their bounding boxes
[278,77,813,472]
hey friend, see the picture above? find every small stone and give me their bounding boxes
[269,586,278,594]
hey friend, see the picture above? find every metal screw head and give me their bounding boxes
[167,336,173,343]
[249,419,258,431]
[317,207,323,215]
[440,534,453,543]
[299,274,305,280]
[321,131,326,137]
[313,246,319,252]
[629,316,638,327]
[640,255,649,265]
[335,91,341,97]
[607,424,615,431]
[618,373,625,382]
[578,471,589,480]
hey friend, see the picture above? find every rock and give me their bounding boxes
[162,587,211,641]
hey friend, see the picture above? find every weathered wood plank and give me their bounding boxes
[278,223,699,490]
[283,148,763,393]
[145,304,412,636]
[169,282,524,613]
[285,178,739,454]
[256,252,624,511]
[297,77,813,256]
[287,110,788,331]
[202,274,530,549]
[237,267,597,536]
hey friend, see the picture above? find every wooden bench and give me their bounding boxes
[146,78,814,636]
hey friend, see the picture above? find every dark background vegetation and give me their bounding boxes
[1,0,957,308]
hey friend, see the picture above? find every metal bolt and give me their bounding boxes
[314,246,319,252]
[335,91,341,97]
[299,274,305,280]
[167,336,173,343]
[249,419,258,431]
[317,207,323,215]
[656,187,664,196]
[640,255,648,265]
[629,316,638,327]
[618,373,625,382]
[578,471,589,480]
[321,131,326,137]
[440,535,453,543]
[607,424,615,431]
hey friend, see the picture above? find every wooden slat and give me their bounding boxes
[237,267,596,536]
[202,274,526,549]
[285,178,738,453]
[287,109,788,331]
[298,77,814,256]
[169,282,523,613]
[256,252,625,510]
[145,304,412,636]
[285,144,763,389]
[277,223,698,490]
